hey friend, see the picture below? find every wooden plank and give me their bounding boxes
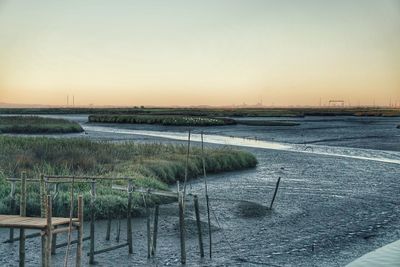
[0,215,78,229]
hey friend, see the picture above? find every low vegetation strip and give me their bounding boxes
[2,107,400,117]
[236,120,300,126]
[0,136,257,218]
[89,114,236,126]
[0,116,83,134]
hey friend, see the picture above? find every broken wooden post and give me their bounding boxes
[151,205,159,256]
[76,195,84,267]
[194,195,204,258]
[9,181,16,243]
[89,179,96,264]
[45,195,52,267]
[127,180,133,254]
[178,193,186,264]
[269,177,281,209]
[19,172,27,267]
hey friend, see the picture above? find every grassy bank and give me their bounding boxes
[1,107,400,117]
[89,114,235,126]
[236,120,300,126]
[0,136,257,218]
[0,116,83,134]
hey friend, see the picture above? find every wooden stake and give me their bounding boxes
[19,172,27,267]
[116,219,121,243]
[89,180,96,264]
[40,174,47,218]
[194,195,204,257]
[106,216,112,241]
[178,193,186,264]
[40,174,47,267]
[9,181,16,243]
[201,132,212,258]
[127,180,133,254]
[45,195,52,267]
[151,205,159,256]
[51,226,57,255]
[76,195,83,267]
[146,205,151,258]
[269,177,281,209]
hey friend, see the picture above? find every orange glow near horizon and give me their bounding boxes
[0,0,399,107]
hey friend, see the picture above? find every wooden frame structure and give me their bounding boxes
[3,174,207,265]
[0,173,84,267]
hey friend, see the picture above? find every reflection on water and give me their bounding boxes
[84,126,400,165]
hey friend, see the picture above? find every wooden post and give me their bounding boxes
[51,183,58,255]
[51,226,57,255]
[269,177,281,209]
[19,172,27,267]
[106,216,112,241]
[40,174,47,266]
[76,195,84,267]
[206,194,212,258]
[45,195,52,267]
[194,195,204,258]
[178,193,186,264]
[127,180,133,254]
[89,180,96,265]
[9,181,16,243]
[40,174,47,218]
[146,205,151,258]
[151,205,159,256]
[116,219,121,243]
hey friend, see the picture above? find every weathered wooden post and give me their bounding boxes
[269,177,281,209]
[40,174,47,265]
[89,179,96,264]
[51,183,59,255]
[9,180,16,243]
[194,195,204,258]
[178,193,186,264]
[76,195,84,267]
[19,172,27,267]
[127,180,133,254]
[51,226,57,255]
[146,196,151,258]
[106,215,112,241]
[151,205,159,256]
[45,195,52,267]
[116,219,121,243]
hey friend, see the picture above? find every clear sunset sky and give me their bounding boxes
[0,0,399,107]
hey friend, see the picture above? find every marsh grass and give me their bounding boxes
[0,136,257,218]
[89,114,235,126]
[0,116,83,134]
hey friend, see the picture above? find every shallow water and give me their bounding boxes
[1,115,400,266]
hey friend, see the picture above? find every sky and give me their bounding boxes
[0,0,399,107]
